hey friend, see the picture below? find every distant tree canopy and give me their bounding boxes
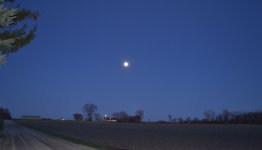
[167,110,262,124]
[83,103,97,121]
[0,107,12,120]
[112,111,128,122]
[203,110,216,121]
[94,113,102,121]
[73,113,83,121]
[111,110,144,123]
[0,0,39,64]
[135,110,144,122]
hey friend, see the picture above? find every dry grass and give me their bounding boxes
[17,120,262,150]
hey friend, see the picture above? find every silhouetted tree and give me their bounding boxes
[226,111,262,124]
[192,117,200,123]
[222,109,230,123]
[73,113,83,121]
[111,110,145,123]
[135,110,144,122]
[0,0,39,64]
[83,103,97,121]
[203,110,216,122]
[185,117,191,123]
[166,109,262,125]
[111,112,119,119]
[178,118,183,123]
[172,118,178,123]
[0,107,12,120]
[168,114,172,122]
[94,113,102,121]
[112,111,128,122]
[215,114,223,123]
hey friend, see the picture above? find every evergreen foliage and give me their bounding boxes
[0,0,38,64]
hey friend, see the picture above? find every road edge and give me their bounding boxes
[15,120,116,150]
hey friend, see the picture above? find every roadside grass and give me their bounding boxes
[15,121,119,150]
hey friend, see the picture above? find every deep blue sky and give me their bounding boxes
[1,0,262,121]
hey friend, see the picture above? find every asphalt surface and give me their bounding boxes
[0,120,97,150]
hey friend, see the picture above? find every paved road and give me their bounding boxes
[0,120,97,150]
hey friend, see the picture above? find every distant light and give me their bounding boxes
[123,61,129,68]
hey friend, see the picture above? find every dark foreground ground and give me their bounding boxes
[17,120,262,150]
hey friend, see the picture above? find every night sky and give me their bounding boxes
[1,0,262,121]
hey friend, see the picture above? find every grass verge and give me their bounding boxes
[15,121,119,150]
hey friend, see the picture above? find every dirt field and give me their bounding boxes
[17,120,262,150]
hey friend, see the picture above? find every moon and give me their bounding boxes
[123,61,129,68]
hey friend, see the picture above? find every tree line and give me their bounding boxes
[167,109,262,124]
[73,103,144,123]
[111,110,144,122]
[0,107,12,120]
[75,104,262,124]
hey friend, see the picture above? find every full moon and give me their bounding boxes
[123,61,129,68]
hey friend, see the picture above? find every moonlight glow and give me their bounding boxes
[123,61,129,68]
